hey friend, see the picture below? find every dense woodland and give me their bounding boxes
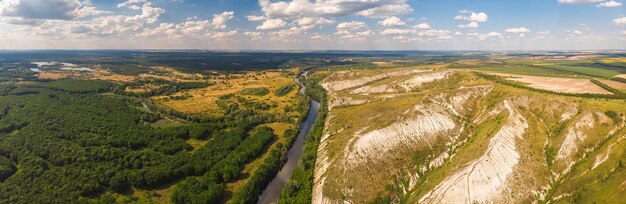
[0,78,305,203]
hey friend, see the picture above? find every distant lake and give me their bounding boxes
[60,67,95,72]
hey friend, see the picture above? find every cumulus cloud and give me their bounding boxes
[381,28,411,35]
[246,15,266,21]
[258,0,412,19]
[257,18,287,30]
[380,21,451,43]
[614,17,626,25]
[597,0,623,7]
[454,11,488,22]
[465,32,503,40]
[340,29,374,41]
[296,17,334,26]
[139,11,239,40]
[337,21,368,30]
[211,11,234,29]
[244,31,263,40]
[505,27,530,33]
[335,21,373,41]
[455,10,487,29]
[413,23,431,29]
[377,16,406,27]
[0,0,109,20]
[458,22,479,29]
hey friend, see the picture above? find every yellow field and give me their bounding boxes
[600,58,626,63]
[156,69,302,119]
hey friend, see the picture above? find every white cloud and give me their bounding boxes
[597,1,623,7]
[340,29,374,41]
[614,17,626,25]
[458,22,479,29]
[413,23,431,29]
[465,32,503,40]
[377,16,406,27]
[454,12,488,22]
[244,31,262,40]
[0,0,109,20]
[505,27,530,33]
[357,3,413,18]
[258,0,412,19]
[455,11,487,29]
[211,11,234,29]
[310,34,328,40]
[381,28,411,35]
[256,18,287,30]
[246,15,266,21]
[138,10,237,40]
[296,17,334,26]
[337,21,367,30]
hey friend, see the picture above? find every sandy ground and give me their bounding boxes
[614,74,626,79]
[601,79,626,91]
[492,73,611,94]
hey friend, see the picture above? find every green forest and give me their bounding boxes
[0,78,305,203]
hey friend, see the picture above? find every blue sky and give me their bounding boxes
[0,0,624,50]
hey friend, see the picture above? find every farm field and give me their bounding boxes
[536,64,623,78]
[600,80,626,92]
[467,65,580,78]
[490,73,611,94]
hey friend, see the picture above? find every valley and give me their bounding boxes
[0,50,625,203]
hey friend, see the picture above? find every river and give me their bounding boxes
[257,72,320,204]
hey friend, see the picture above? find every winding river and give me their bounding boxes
[257,72,320,204]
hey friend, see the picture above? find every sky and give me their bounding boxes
[0,0,625,50]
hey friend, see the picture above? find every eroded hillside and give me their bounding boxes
[311,67,626,203]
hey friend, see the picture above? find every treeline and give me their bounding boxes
[171,126,276,203]
[613,77,626,84]
[475,72,626,100]
[231,128,298,203]
[278,74,329,203]
[275,84,294,96]
[591,79,625,96]
[241,87,270,96]
[115,80,213,98]
[26,79,113,94]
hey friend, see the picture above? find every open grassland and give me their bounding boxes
[536,64,622,78]
[155,70,302,119]
[468,65,579,78]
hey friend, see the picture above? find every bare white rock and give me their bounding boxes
[420,100,529,203]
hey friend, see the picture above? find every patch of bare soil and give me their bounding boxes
[600,80,626,91]
[493,73,611,94]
